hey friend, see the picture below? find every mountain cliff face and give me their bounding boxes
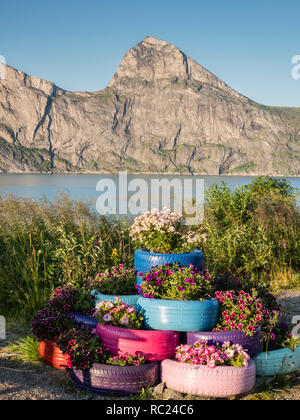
[0,36,300,175]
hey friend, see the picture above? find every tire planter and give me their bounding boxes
[91,289,139,307]
[254,346,300,376]
[70,362,159,396]
[39,340,69,370]
[161,359,256,397]
[96,323,180,361]
[137,297,219,332]
[187,329,263,358]
[71,313,98,330]
[134,249,204,285]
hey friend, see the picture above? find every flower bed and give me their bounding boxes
[161,359,256,397]
[137,297,219,332]
[96,323,180,362]
[136,264,218,332]
[130,208,205,284]
[135,249,204,285]
[70,362,159,396]
[88,265,139,306]
[57,327,159,395]
[94,299,180,360]
[161,341,255,397]
[187,329,262,358]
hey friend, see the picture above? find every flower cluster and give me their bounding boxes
[57,327,110,371]
[213,290,275,337]
[31,309,76,341]
[57,327,147,370]
[175,340,250,368]
[137,264,214,301]
[94,299,144,330]
[105,352,147,367]
[87,265,137,296]
[213,274,280,312]
[47,284,96,316]
[130,207,205,254]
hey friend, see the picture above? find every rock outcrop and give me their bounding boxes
[0,36,299,175]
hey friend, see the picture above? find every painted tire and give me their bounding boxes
[137,297,219,332]
[254,346,300,376]
[96,323,180,361]
[71,313,98,330]
[134,249,204,285]
[187,329,263,358]
[70,362,159,395]
[91,290,139,307]
[161,359,256,397]
[39,340,69,370]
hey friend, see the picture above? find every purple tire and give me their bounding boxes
[70,362,159,396]
[161,359,256,397]
[187,329,263,358]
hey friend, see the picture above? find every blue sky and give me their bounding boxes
[1,0,299,106]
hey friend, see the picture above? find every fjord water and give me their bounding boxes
[0,174,299,207]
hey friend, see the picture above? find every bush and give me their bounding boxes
[202,177,300,278]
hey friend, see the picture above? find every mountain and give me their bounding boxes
[0,36,300,175]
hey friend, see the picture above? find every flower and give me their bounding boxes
[129,208,206,254]
[94,299,144,330]
[103,314,113,322]
[140,263,214,301]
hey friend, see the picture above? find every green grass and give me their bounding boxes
[4,336,42,364]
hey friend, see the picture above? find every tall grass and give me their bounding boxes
[0,194,133,319]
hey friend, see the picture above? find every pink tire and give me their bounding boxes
[96,323,180,362]
[161,359,256,397]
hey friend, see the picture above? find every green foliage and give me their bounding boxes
[203,177,300,278]
[0,195,133,319]
[5,336,42,363]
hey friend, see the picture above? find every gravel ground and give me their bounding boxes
[0,290,299,401]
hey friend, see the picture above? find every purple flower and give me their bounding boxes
[178,286,186,292]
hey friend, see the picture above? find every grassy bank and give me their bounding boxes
[0,177,299,320]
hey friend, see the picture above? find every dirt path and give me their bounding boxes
[0,290,299,401]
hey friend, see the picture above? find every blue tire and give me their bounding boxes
[91,290,139,308]
[134,249,204,285]
[137,297,219,332]
[254,346,300,376]
[71,313,98,330]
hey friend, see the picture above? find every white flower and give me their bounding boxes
[103,314,113,322]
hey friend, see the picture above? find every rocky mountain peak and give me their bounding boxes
[109,36,244,100]
[0,37,299,175]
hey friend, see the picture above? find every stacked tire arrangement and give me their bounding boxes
[40,249,300,397]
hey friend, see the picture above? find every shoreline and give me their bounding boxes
[0,171,299,178]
